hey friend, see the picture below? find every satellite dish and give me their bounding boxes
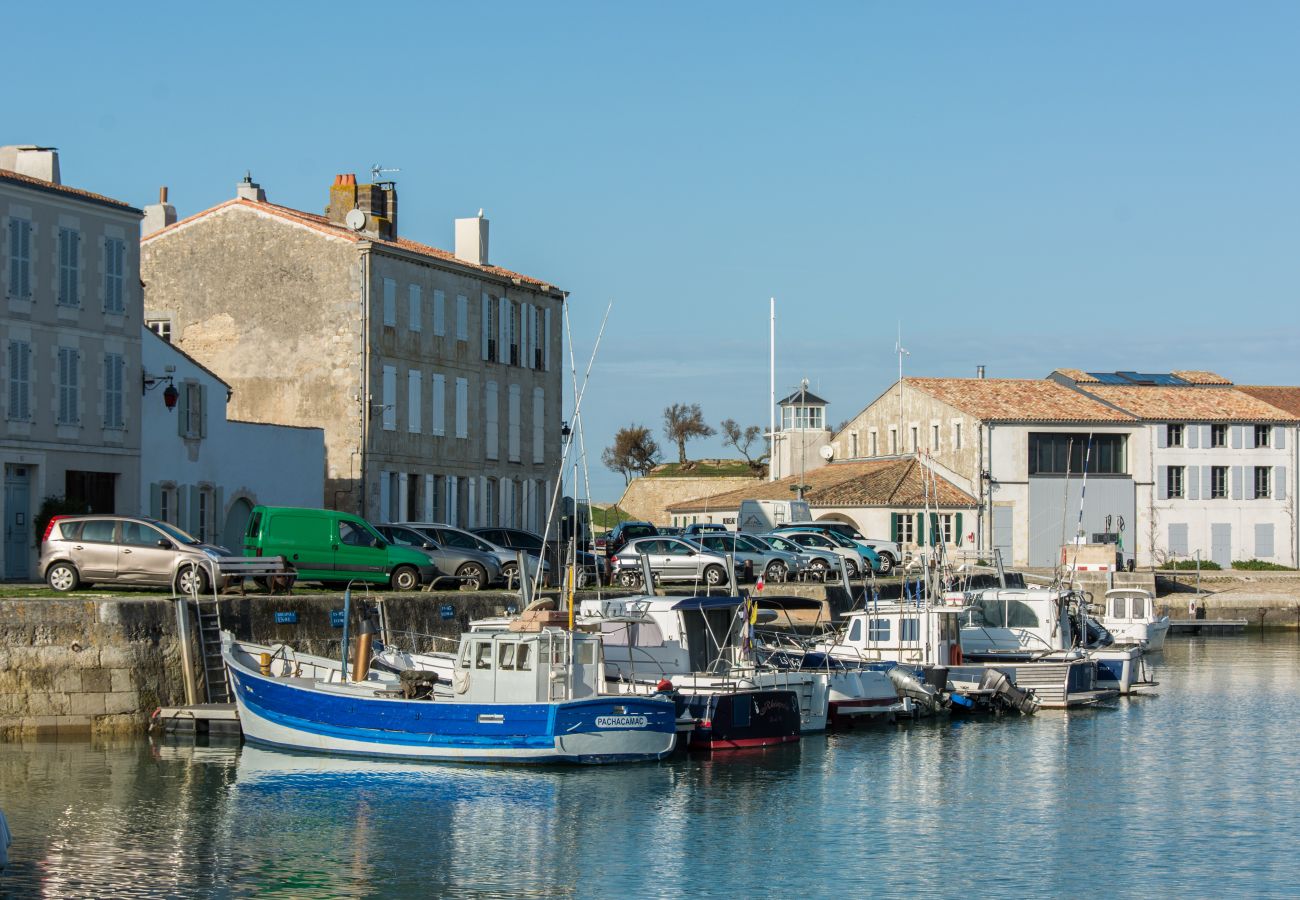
[345,209,367,231]
[819,444,835,460]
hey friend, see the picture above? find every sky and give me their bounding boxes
[10,2,1300,501]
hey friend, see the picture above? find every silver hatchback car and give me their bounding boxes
[609,536,731,588]
[39,515,231,593]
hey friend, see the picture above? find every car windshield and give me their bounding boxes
[436,529,481,551]
[820,531,856,548]
[154,521,202,545]
[384,526,430,548]
[735,535,768,552]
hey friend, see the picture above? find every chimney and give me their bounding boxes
[977,365,986,379]
[0,145,61,184]
[236,171,266,202]
[326,173,357,224]
[142,186,178,236]
[455,210,489,266]
[327,174,394,240]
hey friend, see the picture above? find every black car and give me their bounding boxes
[473,526,606,588]
[598,521,658,559]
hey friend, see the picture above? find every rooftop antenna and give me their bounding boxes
[895,323,909,455]
[370,163,401,181]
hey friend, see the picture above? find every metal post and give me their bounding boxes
[173,597,198,707]
[340,585,353,682]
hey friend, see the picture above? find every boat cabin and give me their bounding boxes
[1103,588,1151,623]
[579,595,749,680]
[454,629,603,703]
[959,588,1093,657]
[819,600,965,668]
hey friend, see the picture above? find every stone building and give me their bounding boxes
[140,173,565,531]
[1,148,143,580]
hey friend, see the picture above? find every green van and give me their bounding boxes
[243,506,436,591]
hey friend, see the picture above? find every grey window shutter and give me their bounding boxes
[1230,425,1242,449]
[1246,468,1256,500]
[149,483,162,518]
[1201,425,1211,448]
[1168,523,1188,557]
[189,485,201,535]
[1187,466,1200,500]
[214,487,225,540]
[1255,523,1274,559]
[1276,427,1286,451]
[1244,426,1255,449]
[1201,466,1212,499]
[1188,425,1200,449]
[1157,427,1167,449]
[177,487,189,533]
[1157,466,1168,500]
[498,297,509,364]
[1231,466,1243,500]
[1276,466,1287,501]
[199,385,208,438]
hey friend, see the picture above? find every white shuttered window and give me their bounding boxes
[508,384,521,462]
[485,381,499,460]
[455,377,468,438]
[382,365,397,431]
[407,370,422,433]
[533,387,545,463]
[431,373,446,436]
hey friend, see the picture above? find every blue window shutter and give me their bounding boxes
[1231,426,1242,449]
[1187,466,1200,500]
[1201,466,1212,499]
[1231,466,1243,500]
[1157,466,1168,500]
[1276,427,1286,451]
[1247,468,1256,500]
[1244,426,1256,450]
[1188,426,1200,449]
[1276,466,1287,501]
[1157,427,1167,449]
[1201,425,1211,448]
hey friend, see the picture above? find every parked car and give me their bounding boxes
[597,521,658,559]
[736,499,813,533]
[374,524,501,591]
[39,514,231,594]
[683,523,730,537]
[774,522,900,574]
[472,526,606,588]
[691,531,797,582]
[608,536,730,588]
[396,522,545,587]
[756,532,842,580]
[746,533,815,579]
[778,530,867,577]
[243,506,435,591]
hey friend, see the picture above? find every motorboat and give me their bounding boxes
[223,627,677,765]
[1097,588,1170,651]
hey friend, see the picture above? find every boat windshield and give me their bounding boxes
[967,597,1040,629]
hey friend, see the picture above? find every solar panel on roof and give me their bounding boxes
[1103,371,1189,386]
[1087,372,1131,384]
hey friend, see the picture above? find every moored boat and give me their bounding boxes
[1097,588,1170,651]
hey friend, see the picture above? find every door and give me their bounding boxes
[4,465,31,580]
[993,506,1014,568]
[1210,524,1232,569]
[76,519,121,580]
[117,520,179,585]
[659,539,698,580]
[334,516,389,579]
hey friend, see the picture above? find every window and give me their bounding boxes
[938,514,953,545]
[482,294,496,361]
[383,278,396,326]
[849,431,859,458]
[484,478,498,525]
[104,238,125,313]
[1255,425,1271,448]
[7,218,31,298]
[56,227,81,306]
[1167,424,1184,448]
[533,305,544,368]
[508,384,521,462]
[407,370,422,433]
[339,520,373,547]
[159,486,174,524]
[7,340,31,421]
[433,289,445,336]
[455,377,468,438]
[103,353,125,428]
[408,284,421,332]
[180,382,205,438]
[900,618,920,642]
[782,406,824,429]
[931,424,939,449]
[1211,466,1228,499]
[456,294,468,341]
[1254,466,1271,499]
[507,301,519,366]
[381,366,396,431]
[485,381,499,459]
[1167,465,1184,499]
[868,619,890,642]
[431,373,446,436]
[897,514,914,544]
[848,619,862,643]
[869,431,878,457]
[889,428,898,454]
[197,487,214,542]
[57,347,79,425]
[1211,424,1227,448]
[910,426,918,451]
[146,319,172,342]
[1028,433,1127,475]
[954,422,962,451]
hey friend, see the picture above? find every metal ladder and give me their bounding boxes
[187,562,230,703]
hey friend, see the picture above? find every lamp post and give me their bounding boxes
[142,371,179,410]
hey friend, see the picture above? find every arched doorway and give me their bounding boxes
[222,497,253,551]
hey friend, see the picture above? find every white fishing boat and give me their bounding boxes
[1097,588,1169,651]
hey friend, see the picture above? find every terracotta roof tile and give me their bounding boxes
[0,168,140,213]
[1235,386,1300,418]
[1080,385,1298,422]
[1171,370,1232,386]
[907,378,1132,423]
[144,197,557,290]
[668,458,976,514]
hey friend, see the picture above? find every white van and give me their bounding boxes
[737,499,813,534]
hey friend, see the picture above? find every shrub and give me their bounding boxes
[32,495,88,547]
[1165,559,1221,570]
[1231,559,1294,571]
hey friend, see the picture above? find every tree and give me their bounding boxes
[663,402,715,464]
[602,425,661,485]
[720,418,767,468]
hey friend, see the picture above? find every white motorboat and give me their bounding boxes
[1097,588,1170,651]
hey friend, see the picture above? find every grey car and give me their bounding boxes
[39,514,230,593]
[756,533,841,580]
[692,532,798,583]
[396,522,547,587]
[376,524,502,591]
[609,536,731,588]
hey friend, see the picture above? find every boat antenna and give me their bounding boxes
[895,323,908,455]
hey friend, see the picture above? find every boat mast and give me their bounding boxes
[769,297,776,482]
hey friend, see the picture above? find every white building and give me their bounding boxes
[769,386,831,484]
[1,148,143,580]
[141,329,325,549]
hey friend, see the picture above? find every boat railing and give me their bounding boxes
[377,628,462,657]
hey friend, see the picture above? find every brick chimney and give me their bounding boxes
[326,173,394,240]
[455,210,489,265]
[142,186,177,235]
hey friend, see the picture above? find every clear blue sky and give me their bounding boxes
[11,2,1300,501]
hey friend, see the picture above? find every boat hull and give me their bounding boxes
[228,661,677,766]
[681,689,802,751]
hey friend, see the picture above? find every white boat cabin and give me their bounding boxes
[959,588,1089,657]
[453,629,603,702]
[817,600,965,668]
[578,595,747,680]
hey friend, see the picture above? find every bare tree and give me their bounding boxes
[663,403,715,465]
[720,418,767,468]
[602,425,661,485]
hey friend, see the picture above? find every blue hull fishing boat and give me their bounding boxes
[223,626,677,765]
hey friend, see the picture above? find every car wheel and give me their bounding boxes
[456,563,487,591]
[765,560,788,583]
[617,570,642,588]
[501,562,519,587]
[844,559,859,578]
[703,564,727,587]
[46,562,80,593]
[808,558,829,579]
[175,565,209,596]
[876,553,895,575]
[390,565,419,592]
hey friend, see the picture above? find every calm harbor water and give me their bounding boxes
[3,632,1299,899]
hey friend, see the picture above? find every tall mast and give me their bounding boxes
[895,323,909,455]
[769,297,776,481]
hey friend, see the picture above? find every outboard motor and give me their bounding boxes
[978,667,1039,715]
[887,665,941,714]
[1083,617,1114,649]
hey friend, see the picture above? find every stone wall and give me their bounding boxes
[618,475,763,525]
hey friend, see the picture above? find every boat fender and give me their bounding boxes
[452,670,470,694]
[259,652,272,676]
[949,643,963,667]
[655,678,675,693]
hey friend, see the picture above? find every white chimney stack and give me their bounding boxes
[142,186,178,235]
[236,171,266,202]
[454,210,489,266]
[0,145,61,184]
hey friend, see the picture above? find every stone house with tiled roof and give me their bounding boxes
[140,172,565,531]
[667,457,978,557]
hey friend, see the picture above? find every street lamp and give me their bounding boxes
[142,371,179,410]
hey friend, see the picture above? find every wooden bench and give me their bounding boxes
[215,556,296,595]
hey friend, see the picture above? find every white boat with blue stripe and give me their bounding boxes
[222,628,677,765]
